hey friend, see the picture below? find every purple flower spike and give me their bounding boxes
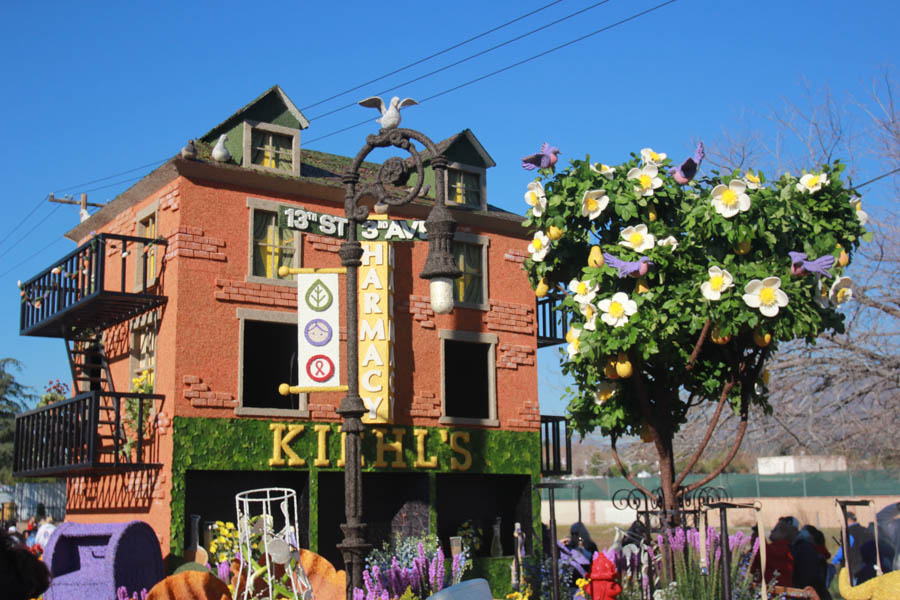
[218,560,231,583]
[354,589,365,600]
[117,586,130,600]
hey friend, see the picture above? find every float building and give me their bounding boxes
[13,86,568,588]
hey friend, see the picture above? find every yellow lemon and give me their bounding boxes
[615,352,633,378]
[647,204,658,222]
[753,326,772,348]
[635,277,650,294]
[838,245,849,267]
[734,239,751,255]
[588,246,604,268]
[640,422,653,443]
[604,358,619,379]
[535,278,550,298]
[711,324,731,345]
[548,225,563,241]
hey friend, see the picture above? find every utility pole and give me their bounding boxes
[49,193,105,222]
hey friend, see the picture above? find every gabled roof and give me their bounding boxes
[200,85,309,143]
[427,129,496,168]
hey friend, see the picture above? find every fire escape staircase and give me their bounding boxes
[13,233,167,477]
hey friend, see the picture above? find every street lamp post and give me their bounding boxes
[336,125,462,599]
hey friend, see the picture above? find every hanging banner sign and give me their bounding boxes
[296,273,342,390]
[278,205,428,242]
[358,234,394,424]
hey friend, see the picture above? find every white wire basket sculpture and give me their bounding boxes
[234,487,313,600]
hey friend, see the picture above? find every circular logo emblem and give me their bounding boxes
[306,355,335,382]
[304,319,333,347]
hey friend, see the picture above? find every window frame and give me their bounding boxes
[242,120,301,177]
[235,307,309,417]
[246,197,302,288]
[134,200,160,291]
[451,231,490,311]
[129,310,159,391]
[438,329,498,427]
[446,162,487,210]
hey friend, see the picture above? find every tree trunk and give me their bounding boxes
[655,431,678,518]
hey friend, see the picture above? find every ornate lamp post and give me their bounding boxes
[336,120,462,598]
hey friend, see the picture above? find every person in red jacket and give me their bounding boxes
[752,520,796,587]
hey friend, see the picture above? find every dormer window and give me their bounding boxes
[446,164,486,210]
[242,120,301,176]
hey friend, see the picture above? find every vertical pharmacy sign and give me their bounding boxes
[358,232,394,424]
[296,274,342,390]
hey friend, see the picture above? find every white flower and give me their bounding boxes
[656,236,678,250]
[627,164,663,197]
[743,170,762,190]
[850,198,868,226]
[640,148,667,165]
[796,172,829,194]
[528,231,551,262]
[710,179,751,218]
[594,382,618,405]
[566,327,582,358]
[580,302,599,330]
[581,189,609,220]
[829,276,853,305]
[742,277,789,317]
[700,266,734,301]
[598,292,638,327]
[524,181,547,217]
[618,224,656,254]
[569,278,598,304]
[590,163,616,179]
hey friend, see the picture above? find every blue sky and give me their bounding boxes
[0,0,896,415]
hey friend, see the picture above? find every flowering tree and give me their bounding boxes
[522,146,869,513]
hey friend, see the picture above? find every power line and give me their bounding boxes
[299,0,565,112]
[854,166,900,190]
[308,0,679,145]
[52,158,168,195]
[0,195,50,250]
[0,236,69,279]
[308,0,615,121]
[0,204,64,262]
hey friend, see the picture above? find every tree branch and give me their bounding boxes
[611,435,655,498]
[673,378,734,489]
[683,403,750,494]
[686,319,712,371]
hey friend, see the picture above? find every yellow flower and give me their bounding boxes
[209,542,218,554]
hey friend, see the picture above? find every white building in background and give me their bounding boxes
[757,455,848,474]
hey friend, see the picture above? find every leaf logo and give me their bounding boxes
[305,279,334,312]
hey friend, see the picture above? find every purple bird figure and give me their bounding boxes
[522,142,561,171]
[788,251,834,276]
[669,142,705,185]
[603,253,654,278]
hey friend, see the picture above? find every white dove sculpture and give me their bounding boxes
[358,96,418,130]
[211,133,231,163]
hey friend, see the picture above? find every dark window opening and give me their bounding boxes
[184,470,309,551]
[444,340,490,419]
[317,472,429,570]
[448,169,481,208]
[436,473,532,557]
[242,320,299,409]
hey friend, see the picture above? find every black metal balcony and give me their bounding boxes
[537,292,568,348]
[13,391,164,478]
[19,233,167,338]
[540,415,572,476]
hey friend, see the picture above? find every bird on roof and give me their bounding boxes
[211,134,231,163]
[181,139,197,160]
[669,142,705,185]
[358,96,418,130]
[522,143,561,171]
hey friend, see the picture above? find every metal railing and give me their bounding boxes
[13,391,164,477]
[19,233,167,337]
[540,415,572,476]
[536,293,568,348]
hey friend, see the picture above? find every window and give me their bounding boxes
[236,308,308,417]
[451,232,489,310]
[135,201,160,290]
[448,168,482,208]
[246,198,302,286]
[130,311,158,390]
[439,330,498,426]
[242,121,301,176]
